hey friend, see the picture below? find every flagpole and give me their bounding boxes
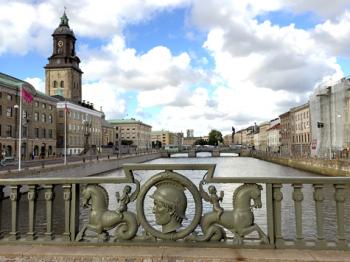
[64,101,67,165]
[18,85,22,171]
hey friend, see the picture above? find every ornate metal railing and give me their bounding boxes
[0,163,349,250]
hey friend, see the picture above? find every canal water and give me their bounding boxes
[2,154,350,242]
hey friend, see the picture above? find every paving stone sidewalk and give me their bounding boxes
[0,245,350,262]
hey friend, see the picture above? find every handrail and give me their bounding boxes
[0,163,349,250]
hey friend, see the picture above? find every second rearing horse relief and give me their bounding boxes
[198,183,269,244]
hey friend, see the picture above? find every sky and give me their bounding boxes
[1,0,350,136]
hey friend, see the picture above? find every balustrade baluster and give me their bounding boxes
[44,185,54,240]
[272,184,283,247]
[27,185,37,240]
[292,184,304,246]
[70,184,79,239]
[334,184,346,248]
[62,184,71,241]
[266,184,274,246]
[313,184,325,247]
[9,185,20,240]
[0,186,3,239]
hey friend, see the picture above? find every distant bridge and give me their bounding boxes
[161,146,244,157]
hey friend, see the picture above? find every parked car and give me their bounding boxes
[0,156,16,167]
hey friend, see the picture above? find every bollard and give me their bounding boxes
[83,157,85,163]
[41,161,45,169]
[108,155,110,159]
[97,155,99,161]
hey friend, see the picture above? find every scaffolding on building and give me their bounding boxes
[309,76,350,159]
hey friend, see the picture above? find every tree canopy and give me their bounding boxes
[208,129,223,146]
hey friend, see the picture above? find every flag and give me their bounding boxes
[21,87,33,103]
[64,103,70,113]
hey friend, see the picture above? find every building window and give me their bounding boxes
[42,129,46,138]
[49,105,53,110]
[6,107,12,117]
[23,110,28,119]
[0,105,2,116]
[35,101,39,107]
[60,81,64,88]
[6,125,12,137]
[34,112,39,121]
[53,81,57,88]
[49,129,53,139]
[35,128,39,138]
[59,111,64,118]
[42,103,46,109]
[7,94,12,101]
[41,113,46,122]
[22,126,27,138]
[48,114,53,123]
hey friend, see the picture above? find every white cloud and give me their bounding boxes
[313,11,350,57]
[25,77,45,93]
[82,81,126,119]
[281,0,350,18]
[2,0,350,135]
[81,35,203,93]
[0,0,190,55]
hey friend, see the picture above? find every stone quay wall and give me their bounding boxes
[4,152,161,178]
[252,152,350,176]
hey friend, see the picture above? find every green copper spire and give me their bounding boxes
[59,9,69,27]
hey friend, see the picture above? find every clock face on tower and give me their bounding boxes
[57,40,63,47]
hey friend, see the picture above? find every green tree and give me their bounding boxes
[208,129,223,146]
[194,138,207,146]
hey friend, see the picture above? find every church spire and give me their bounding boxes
[59,9,69,27]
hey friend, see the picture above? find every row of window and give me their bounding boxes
[68,124,100,133]
[294,111,309,121]
[0,125,53,139]
[294,121,309,131]
[59,110,93,122]
[1,92,53,110]
[292,133,310,144]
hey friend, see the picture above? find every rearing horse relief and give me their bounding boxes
[197,182,269,244]
[76,184,138,242]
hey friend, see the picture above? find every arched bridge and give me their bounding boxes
[161,146,244,157]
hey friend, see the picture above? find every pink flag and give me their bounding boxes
[21,87,33,103]
[64,103,70,113]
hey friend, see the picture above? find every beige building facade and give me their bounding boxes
[267,118,281,153]
[151,130,182,148]
[290,103,311,157]
[56,100,102,155]
[279,111,292,156]
[109,119,152,150]
[0,73,58,160]
[101,113,115,147]
[257,122,270,151]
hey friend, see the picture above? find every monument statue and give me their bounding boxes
[231,126,235,143]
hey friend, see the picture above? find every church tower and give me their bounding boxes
[45,11,83,103]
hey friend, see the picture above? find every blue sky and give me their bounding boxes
[1,1,350,136]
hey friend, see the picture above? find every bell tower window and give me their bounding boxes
[60,81,64,88]
[53,81,57,88]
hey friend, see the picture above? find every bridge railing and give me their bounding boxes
[0,163,349,250]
